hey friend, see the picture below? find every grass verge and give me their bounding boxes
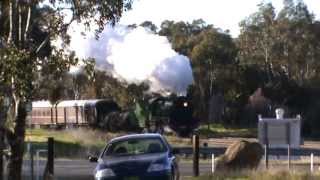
[24,125,256,158]
[25,128,126,158]
[197,124,257,138]
[188,170,320,180]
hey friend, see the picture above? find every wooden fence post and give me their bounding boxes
[211,154,215,174]
[193,134,199,177]
[48,138,54,175]
[30,145,34,180]
[286,122,291,170]
[263,122,269,169]
[311,153,314,172]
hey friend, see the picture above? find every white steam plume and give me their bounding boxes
[67,24,194,94]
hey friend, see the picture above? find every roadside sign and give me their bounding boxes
[258,110,301,170]
[258,115,301,148]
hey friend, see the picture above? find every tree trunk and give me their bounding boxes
[0,98,10,180]
[12,0,18,45]
[24,6,31,43]
[7,100,26,180]
[0,104,5,180]
[0,0,10,36]
[7,0,12,43]
[18,5,22,47]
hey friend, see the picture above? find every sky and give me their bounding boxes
[120,0,320,37]
[60,0,320,94]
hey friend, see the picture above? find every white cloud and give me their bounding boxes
[67,24,194,94]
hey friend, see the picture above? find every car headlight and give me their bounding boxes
[95,168,115,179]
[147,163,171,172]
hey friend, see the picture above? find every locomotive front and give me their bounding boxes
[169,96,199,137]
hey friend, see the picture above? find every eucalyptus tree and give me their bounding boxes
[238,2,277,82]
[140,21,158,33]
[276,0,317,84]
[159,20,237,123]
[190,28,237,122]
[237,0,320,132]
[0,0,132,179]
[159,20,191,55]
[238,0,319,85]
[159,19,209,56]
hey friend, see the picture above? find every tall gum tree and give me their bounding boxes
[238,2,276,82]
[238,0,320,86]
[190,28,237,123]
[0,0,133,179]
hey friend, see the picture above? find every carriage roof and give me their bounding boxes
[32,99,110,108]
[32,101,52,108]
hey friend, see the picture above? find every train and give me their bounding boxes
[27,97,199,136]
[28,99,120,126]
[148,96,199,136]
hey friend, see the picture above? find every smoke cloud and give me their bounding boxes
[67,24,194,94]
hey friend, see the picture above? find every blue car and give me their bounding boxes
[89,134,180,180]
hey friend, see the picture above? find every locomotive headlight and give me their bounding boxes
[183,102,188,107]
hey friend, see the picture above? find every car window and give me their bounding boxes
[105,137,167,156]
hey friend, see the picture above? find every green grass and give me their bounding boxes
[197,123,257,138]
[25,128,126,158]
[24,125,256,158]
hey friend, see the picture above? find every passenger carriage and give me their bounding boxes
[27,99,120,127]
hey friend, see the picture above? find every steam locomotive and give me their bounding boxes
[148,96,199,136]
[28,97,198,136]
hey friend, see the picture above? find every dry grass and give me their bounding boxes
[251,170,320,180]
[26,127,126,145]
[26,128,195,146]
[68,128,122,147]
[25,128,130,158]
[165,134,193,146]
[188,170,320,180]
[197,124,257,138]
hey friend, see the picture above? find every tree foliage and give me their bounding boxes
[237,0,320,133]
[158,19,238,122]
[0,0,132,179]
[156,1,320,131]
[190,29,237,121]
[140,21,158,33]
[238,0,320,85]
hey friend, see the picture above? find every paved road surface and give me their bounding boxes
[23,159,212,180]
[21,158,317,180]
[20,137,320,180]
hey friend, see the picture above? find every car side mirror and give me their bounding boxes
[89,156,98,163]
[172,148,180,155]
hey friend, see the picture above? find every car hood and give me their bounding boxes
[96,152,169,175]
[102,152,168,166]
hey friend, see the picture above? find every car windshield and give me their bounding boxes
[104,137,167,156]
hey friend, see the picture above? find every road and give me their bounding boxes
[18,137,320,180]
[22,159,212,180]
[19,138,320,179]
[21,158,318,180]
